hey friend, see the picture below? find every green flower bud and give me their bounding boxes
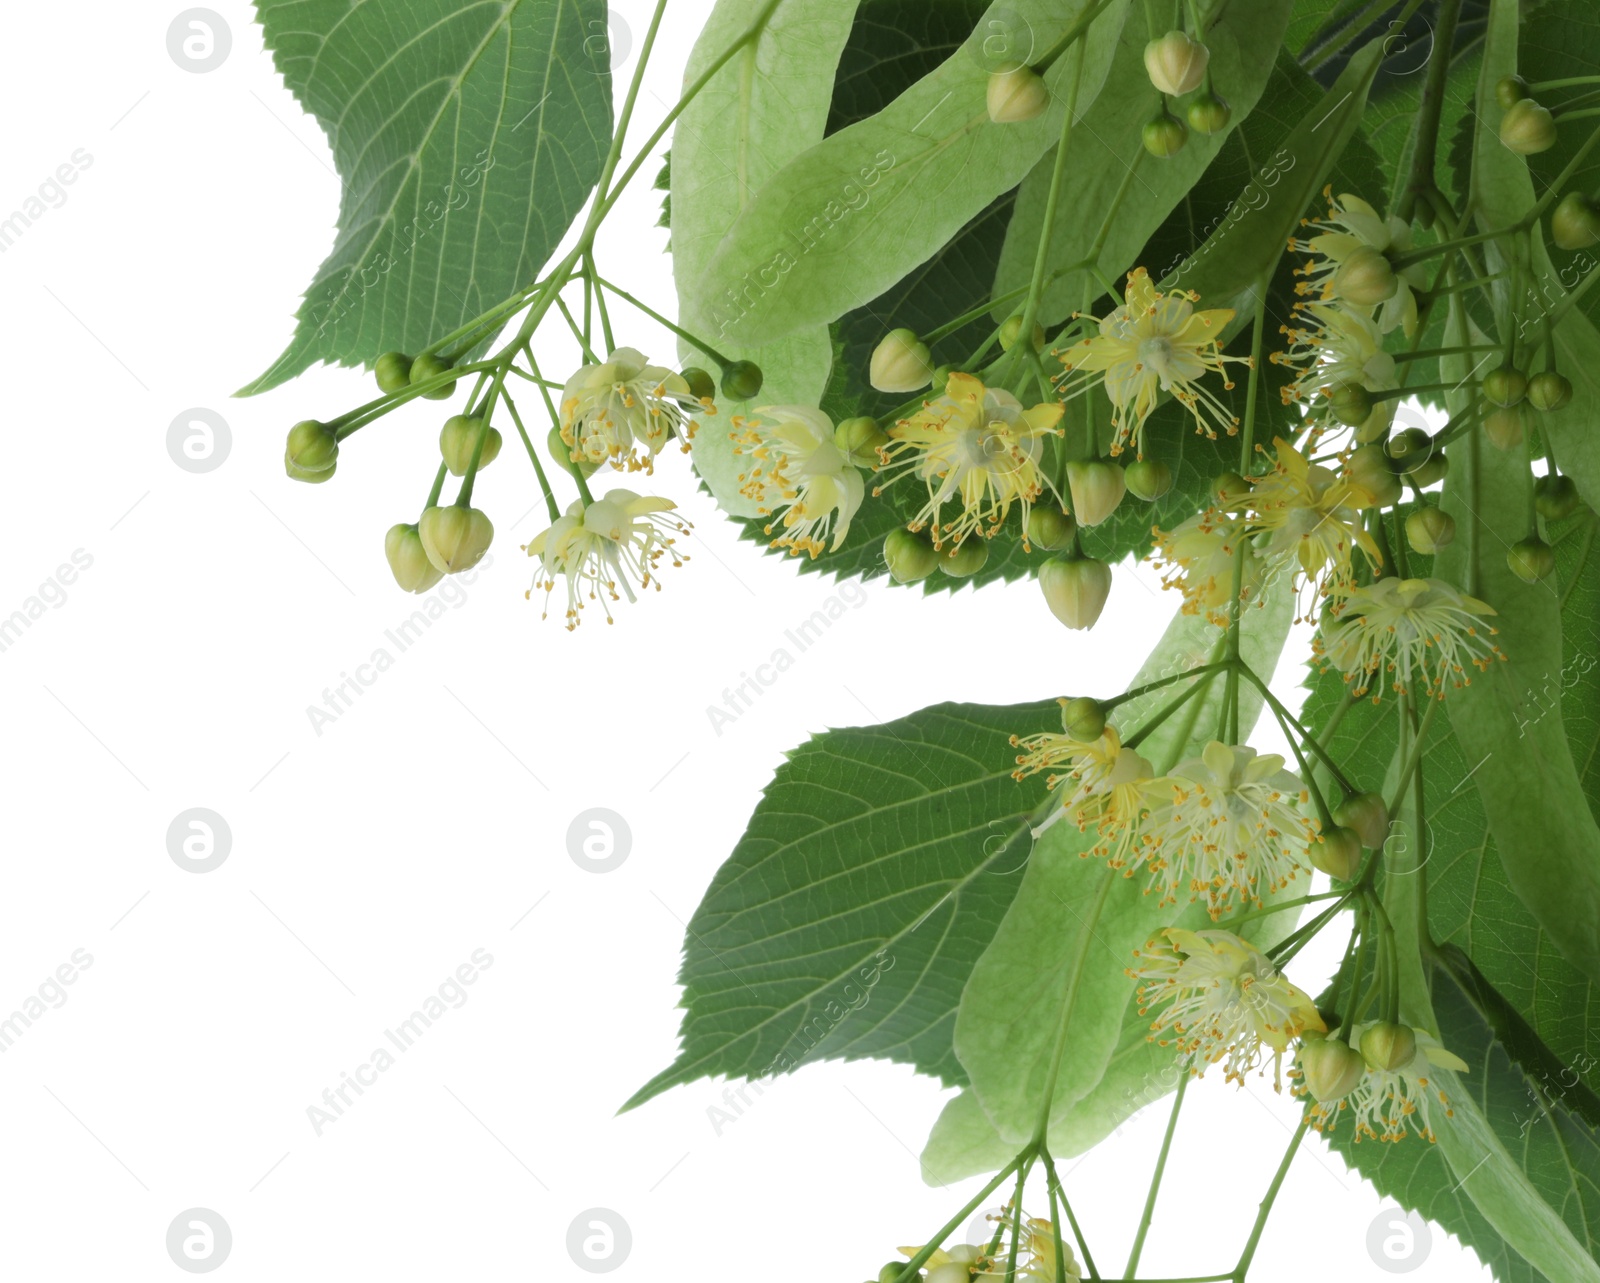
[1495,74,1530,109]
[1333,791,1390,851]
[869,329,934,393]
[1312,826,1364,881]
[375,351,413,394]
[1299,1036,1368,1104]
[1508,535,1556,583]
[1186,91,1231,135]
[720,360,765,401]
[1125,458,1174,502]
[1527,370,1574,412]
[1360,1021,1418,1073]
[999,314,1046,352]
[1355,398,1396,444]
[1412,453,1450,489]
[1405,505,1456,555]
[384,522,444,595]
[1481,365,1527,408]
[1552,191,1600,251]
[680,366,716,402]
[1212,470,1249,507]
[284,449,337,484]
[1142,111,1189,158]
[286,419,339,472]
[1066,459,1127,527]
[547,426,598,479]
[878,1263,912,1283]
[418,504,494,574]
[1040,557,1113,631]
[884,528,940,584]
[1060,696,1106,741]
[1026,505,1076,551]
[938,538,990,578]
[1144,30,1209,96]
[409,352,457,400]
[1483,405,1526,451]
[439,415,503,477]
[1500,98,1557,154]
[986,65,1050,123]
[1347,444,1403,507]
[1328,381,1375,428]
[1386,426,1433,466]
[1331,245,1398,307]
[835,415,889,467]
[1535,473,1584,521]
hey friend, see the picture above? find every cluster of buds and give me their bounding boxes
[1299,1019,1470,1144]
[1141,29,1230,157]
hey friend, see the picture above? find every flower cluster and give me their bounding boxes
[559,347,704,472]
[1300,1023,1470,1144]
[732,405,864,558]
[899,1215,1079,1283]
[1317,576,1505,701]
[524,489,690,628]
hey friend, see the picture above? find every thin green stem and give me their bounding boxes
[890,1152,1032,1283]
[1124,1077,1187,1278]
[595,274,733,368]
[500,389,561,523]
[1232,1120,1309,1281]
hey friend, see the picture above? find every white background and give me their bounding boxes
[0,1,1489,1279]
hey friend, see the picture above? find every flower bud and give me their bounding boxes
[884,527,939,583]
[440,415,503,476]
[1060,696,1106,741]
[1405,505,1456,555]
[1311,826,1363,881]
[1299,1035,1368,1103]
[1040,557,1112,630]
[1186,91,1231,135]
[547,426,598,479]
[1483,405,1526,451]
[1142,111,1189,158]
[835,415,888,467]
[1331,245,1398,307]
[1333,791,1390,851]
[1027,505,1076,551]
[1500,98,1557,154]
[1212,470,1249,508]
[720,360,764,401]
[1328,381,1375,427]
[680,366,716,402]
[1125,458,1173,501]
[1552,191,1600,251]
[987,66,1049,123]
[878,1263,912,1283]
[1527,370,1574,412]
[939,538,990,578]
[927,1246,982,1283]
[1535,473,1584,521]
[930,363,958,393]
[418,504,494,574]
[1481,365,1527,408]
[384,522,444,594]
[1144,31,1209,96]
[1495,75,1530,109]
[409,352,457,400]
[869,329,935,393]
[286,419,338,472]
[284,450,337,484]
[999,314,1046,352]
[1347,444,1403,507]
[375,351,413,394]
[1360,1021,1418,1072]
[1067,459,1127,527]
[1508,535,1556,583]
[1386,426,1432,465]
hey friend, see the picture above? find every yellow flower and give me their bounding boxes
[1317,576,1505,701]
[1306,1025,1469,1142]
[875,372,1063,548]
[1271,300,1397,439]
[732,405,864,558]
[524,489,689,628]
[1055,267,1241,456]
[1011,723,1153,870]
[1291,191,1428,338]
[560,348,701,472]
[1152,508,1267,626]
[1130,927,1325,1087]
[1246,438,1382,610]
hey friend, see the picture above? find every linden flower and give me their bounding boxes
[524,489,689,628]
[1247,438,1381,609]
[1318,576,1505,701]
[1055,266,1242,456]
[1139,741,1317,916]
[1011,724,1153,868]
[560,348,702,471]
[1307,1026,1469,1143]
[1130,927,1325,1087]
[903,1218,1079,1283]
[1292,191,1429,337]
[1152,508,1267,626]
[1272,300,1397,438]
[875,372,1063,548]
[731,405,864,558]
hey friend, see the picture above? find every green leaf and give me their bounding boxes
[671,0,860,516]
[243,0,613,394]
[623,699,1061,1110]
[690,0,1131,348]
